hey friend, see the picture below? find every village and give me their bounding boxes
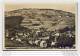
[5,9,75,49]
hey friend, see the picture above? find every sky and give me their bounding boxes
[5,0,77,13]
[5,3,76,13]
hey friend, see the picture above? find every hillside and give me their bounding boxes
[5,8,75,31]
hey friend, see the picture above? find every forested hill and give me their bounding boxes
[5,8,75,31]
